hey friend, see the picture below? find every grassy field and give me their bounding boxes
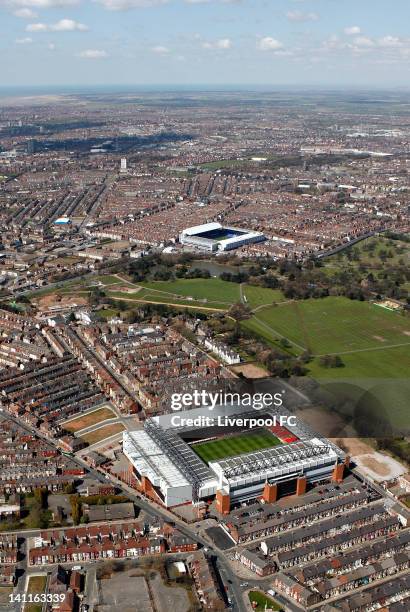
[199,158,246,170]
[0,588,13,611]
[25,575,47,612]
[325,235,409,271]
[242,285,285,309]
[249,297,410,357]
[63,406,115,433]
[139,278,241,304]
[89,274,124,286]
[191,430,281,464]
[80,423,124,445]
[26,274,284,314]
[242,296,409,427]
[248,591,281,611]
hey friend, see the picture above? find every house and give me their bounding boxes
[167,533,198,553]
[236,549,275,576]
[187,551,226,610]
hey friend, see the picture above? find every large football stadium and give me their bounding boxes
[123,402,346,512]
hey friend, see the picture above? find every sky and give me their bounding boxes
[2,0,410,88]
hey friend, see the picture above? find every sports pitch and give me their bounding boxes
[191,429,282,463]
[244,296,410,356]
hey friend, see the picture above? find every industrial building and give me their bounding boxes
[179,222,266,252]
[123,402,346,511]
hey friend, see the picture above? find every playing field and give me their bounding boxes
[191,429,281,463]
[139,278,241,305]
[245,296,410,356]
[80,423,124,445]
[241,285,284,309]
[63,406,115,433]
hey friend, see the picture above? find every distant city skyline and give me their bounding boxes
[2,0,410,87]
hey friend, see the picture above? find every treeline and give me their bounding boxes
[119,244,409,304]
[377,438,410,465]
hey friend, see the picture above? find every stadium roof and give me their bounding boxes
[181,221,221,236]
[123,430,190,490]
[145,420,214,486]
[210,439,339,483]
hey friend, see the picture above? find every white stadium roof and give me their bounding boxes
[123,430,190,490]
[181,222,221,236]
[209,438,339,486]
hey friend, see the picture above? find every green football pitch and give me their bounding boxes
[191,429,282,463]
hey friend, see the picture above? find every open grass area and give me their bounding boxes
[241,285,284,309]
[307,343,410,379]
[248,591,281,611]
[80,423,124,445]
[0,587,13,611]
[250,297,410,356]
[325,235,409,271]
[106,289,228,311]
[191,429,281,464]
[242,297,410,425]
[63,406,115,433]
[25,575,47,612]
[139,278,241,305]
[199,158,246,170]
[88,274,124,286]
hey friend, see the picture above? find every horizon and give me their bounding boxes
[2,84,410,94]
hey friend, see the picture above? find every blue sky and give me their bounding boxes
[2,0,410,87]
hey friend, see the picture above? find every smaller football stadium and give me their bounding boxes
[180,221,266,252]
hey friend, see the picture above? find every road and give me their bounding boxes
[69,326,138,413]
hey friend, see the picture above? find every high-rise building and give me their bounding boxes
[27,140,36,155]
[120,157,127,173]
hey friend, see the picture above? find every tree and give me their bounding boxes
[319,355,344,368]
[34,487,48,509]
[70,495,82,525]
[228,302,251,336]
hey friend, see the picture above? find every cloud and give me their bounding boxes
[257,37,284,52]
[78,49,108,58]
[52,18,88,30]
[286,10,318,23]
[354,36,374,48]
[5,0,79,7]
[25,22,47,31]
[184,0,240,3]
[215,38,232,49]
[321,32,410,61]
[13,8,37,17]
[48,42,55,50]
[15,36,33,43]
[378,35,403,48]
[151,45,170,54]
[344,26,361,36]
[202,38,232,50]
[26,19,88,32]
[93,0,168,10]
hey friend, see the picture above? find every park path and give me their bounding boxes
[106,295,227,312]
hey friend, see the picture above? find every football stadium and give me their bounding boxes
[123,402,347,513]
[179,221,266,252]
